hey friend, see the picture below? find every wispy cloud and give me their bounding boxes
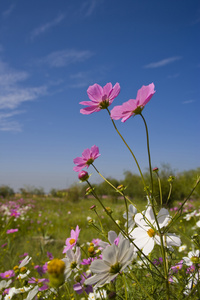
[80,0,101,17]
[2,4,15,18]
[0,59,47,131]
[182,99,195,104]
[41,49,93,67]
[0,111,23,132]
[143,56,182,69]
[167,73,180,79]
[30,13,65,40]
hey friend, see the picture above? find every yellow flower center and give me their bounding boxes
[88,246,95,254]
[69,238,76,245]
[147,228,155,237]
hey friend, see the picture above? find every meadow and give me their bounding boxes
[1,82,200,299]
[0,192,200,299]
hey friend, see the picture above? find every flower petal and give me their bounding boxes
[87,84,103,102]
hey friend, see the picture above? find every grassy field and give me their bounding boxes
[1,194,200,299]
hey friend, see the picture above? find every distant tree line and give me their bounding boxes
[0,165,199,207]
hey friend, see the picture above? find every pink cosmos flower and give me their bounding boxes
[110,83,155,122]
[6,228,18,234]
[0,270,15,279]
[63,225,80,254]
[28,278,49,291]
[73,145,100,172]
[80,82,120,114]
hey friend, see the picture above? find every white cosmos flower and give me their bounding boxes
[178,244,187,252]
[88,289,107,299]
[183,250,200,266]
[123,204,137,232]
[183,272,200,295]
[19,256,32,268]
[0,279,12,290]
[62,247,81,278]
[85,237,136,288]
[4,286,32,300]
[183,210,197,221]
[130,206,181,255]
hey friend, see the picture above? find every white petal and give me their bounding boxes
[108,231,117,244]
[133,235,151,250]
[102,244,117,265]
[157,208,171,228]
[130,227,147,239]
[142,238,155,255]
[129,204,137,215]
[90,260,110,273]
[165,233,181,247]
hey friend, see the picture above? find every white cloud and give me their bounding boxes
[182,99,195,104]
[80,0,101,17]
[0,111,23,132]
[143,56,182,68]
[2,4,15,18]
[41,49,93,67]
[30,13,65,40]
[0,59,47,131]
[167,73,180,79]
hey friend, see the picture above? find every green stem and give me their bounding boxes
[106,108,146,188]
[91,164,133,206]
[86,180,165,279]
[122,272,128,300]
[123,193,129,233]
[163,176,200,233]
[140,113,153,195]
[156,173,163,207]
[166,183,172,206]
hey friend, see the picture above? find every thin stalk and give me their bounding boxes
[123,193,129,233]
[166,183,172,206]
[156,173,163,207]
[86,180,165,279]
[163,176,200,233]
[122,272,128,300]
[92,164,133,206]
[140,113,154,195]
[106,108,146,188]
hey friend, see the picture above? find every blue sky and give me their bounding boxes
[0,0,199,193]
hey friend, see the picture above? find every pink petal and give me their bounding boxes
[91,145,100,158]
[82,148,91,160]
[103,82,112,97]
[79,101,98,106]
[87,84,103,102]
[73,157,84,164]
[136,83,155,106]
[108,82,120,101]
[80,106,101,115]
[110,105,124,120]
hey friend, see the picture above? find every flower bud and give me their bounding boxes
[153,167,159,173]
[117,184,126,192]
[47,258,65,288]
[105,207,113,214]
[85,187,93,195]
[90,205,96,210]
[168,175,175,183]
[78,170,89,182]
